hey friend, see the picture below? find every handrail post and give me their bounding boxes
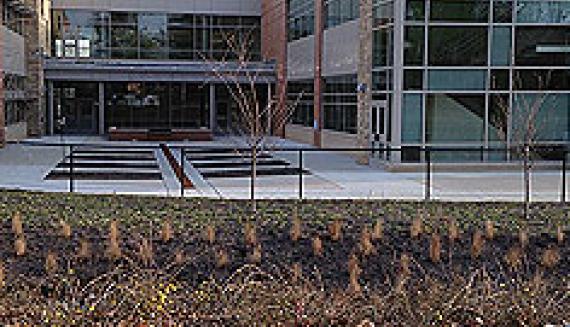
[180,147,185,198]
[562,149,566,203]
[69,145,74,193]
[425,147,431,201]
[299,149,303,200]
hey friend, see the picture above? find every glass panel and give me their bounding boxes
[110,12,138,59]
[402,94,423,143]
[430,0,489,22]
[491,70,509,90]
[426,94,485,143]
[517,1,570,23]
[429,27,488,66]
[404,70,423,90]
[494,1,513,23]
[373,29,389,67]
[489,94,509,142]
[406,0,425,21]
[514,70,570,90]
[491,27,511,66]
[404,26,424,66]
[139,13,167,59]
[428,70,487,90]
[513,94,570,142]
[515,27,570,66]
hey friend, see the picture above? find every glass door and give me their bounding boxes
[371,100,388,160]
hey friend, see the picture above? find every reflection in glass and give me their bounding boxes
[404,26,424,66]
[430,0,489,22]
[426,94,485,143]
[402,94,422,143]
[429,27,488,66]
[428,70,486,90]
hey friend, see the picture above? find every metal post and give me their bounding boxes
[180,147,185,198]
[69,145,74,193]
[562,150,566,203]
[299,149,303,200]
[425,148,431,201]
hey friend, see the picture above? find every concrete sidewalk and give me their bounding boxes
[0,137,567,202]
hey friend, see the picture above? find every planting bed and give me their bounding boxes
[0,190,568,325]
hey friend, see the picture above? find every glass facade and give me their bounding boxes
[52,10,261,60]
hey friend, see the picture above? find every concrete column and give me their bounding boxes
[391,0,405,163]
[313,0,325,147]
[267,82,272,134]
[98,82,105,135]
[47,81,54,135]
[357,0,373,164]
[0,1,4,147]
[209,84,216,131]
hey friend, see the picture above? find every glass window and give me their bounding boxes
[491,27,511,66]
[402,94,423,143]
[491,70,509,90]
[494,1,513,23]
[138,13,167,59]
[406,0,425,21]
[514,70,570,91]
[404,26,424,66]
[515,27,570,66]
[78,39,91,57]
[110,12,138,59]
[373,29,390,67]
[428,70,487,90]
[517,1,570,23]
[489,94,509,142]
[430,0,489,22]
[426,94,485,143]
[404,70,423,90]
[429,27,488,66]
[513,94,570,142]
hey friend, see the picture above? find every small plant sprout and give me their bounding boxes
[216,248,229,268]
[372,218,383,241]
[291,263,302,284]
[60,220,72,239]
[0,261,4,287]
[471,230,485,259]
[485,220,495,240]
[541,246,560,269]
[518,228,529,248]
[505,245,523,271]
[290,215,302,242]
[12,211,23,236]
[312,236,323,257]
[244,222,257,246]
[348,254,362,293]
[14,237,25,257]
[249,244,262,264]
[205,225,216,244]
[109,219,119,242]
[107,220,122,260]
[45,251,58,275]
[328,220,342,241]
[359,225,375,256]
[429,233,441,263]
[139,237,153,267]
[557,225,564,244]
[448,218,459,242]
[410,216,422,239]
[174,249,185,265]
[77,238,91,259]
[161,219,173,242]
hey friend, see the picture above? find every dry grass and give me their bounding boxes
[249,244,262,264]
[410,217,422,239]
[216,248,229,268]
[557,226,564,245]
[12,211,23,236]
[45,251,58,275]
[505,245,523,271]
[518,228,529,248]
[348,254,362,293]
[107,220,122,260]
[448,218,459,242]
[471,230,485,259]
[290,215,302,242]
[328,220,342,241]
[161,219,173,242]
[312,236,323,257]
[0,261,4,287]
[244,222,257,246]
[291,263,302,284]
[14,237,25,256]
[174,249,185,265]
[541,247,560,269]
[205,225,216,244]
[485,220,495,240]
[372,218,383,241]
[359,226,375,257]
[139,238,154,267]
[400,253,411,276]
[60,220,72,239]
[429,233,441,263]
[77,238,91,259]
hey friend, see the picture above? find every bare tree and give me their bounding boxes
[491,71,553,219]
[201,27,302,213]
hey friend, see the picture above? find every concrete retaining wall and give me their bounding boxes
[5,122,28,142]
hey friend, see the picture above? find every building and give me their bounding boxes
[267,0,570,162]
[0,0,50,147]
[43,0,274,140]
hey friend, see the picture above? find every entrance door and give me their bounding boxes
[371,101,388,159]
[54,83,98,135]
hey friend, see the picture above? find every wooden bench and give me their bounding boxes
[108,128,213,142]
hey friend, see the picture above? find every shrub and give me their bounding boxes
[429,233,441,263]
[45,251,58,275]
[60,220,72,239]
[328,220,342,242]
[216,248,229,268]
[77,238,91,259]
[290,215,302,242]
[161,219,173,243]
[471,230,485,259]
[485,220,495,240]
[541,247,560,269]
[410,217,422,239]
[12,211,23,236]
[372,218,383,241]
[14,237,25,257]
[205,225,216,244]
[312,236,323,257]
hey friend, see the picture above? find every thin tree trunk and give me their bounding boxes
[524,145,531,220]
[251,144,257,213]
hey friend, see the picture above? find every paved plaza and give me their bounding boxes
[0,136,567,202]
